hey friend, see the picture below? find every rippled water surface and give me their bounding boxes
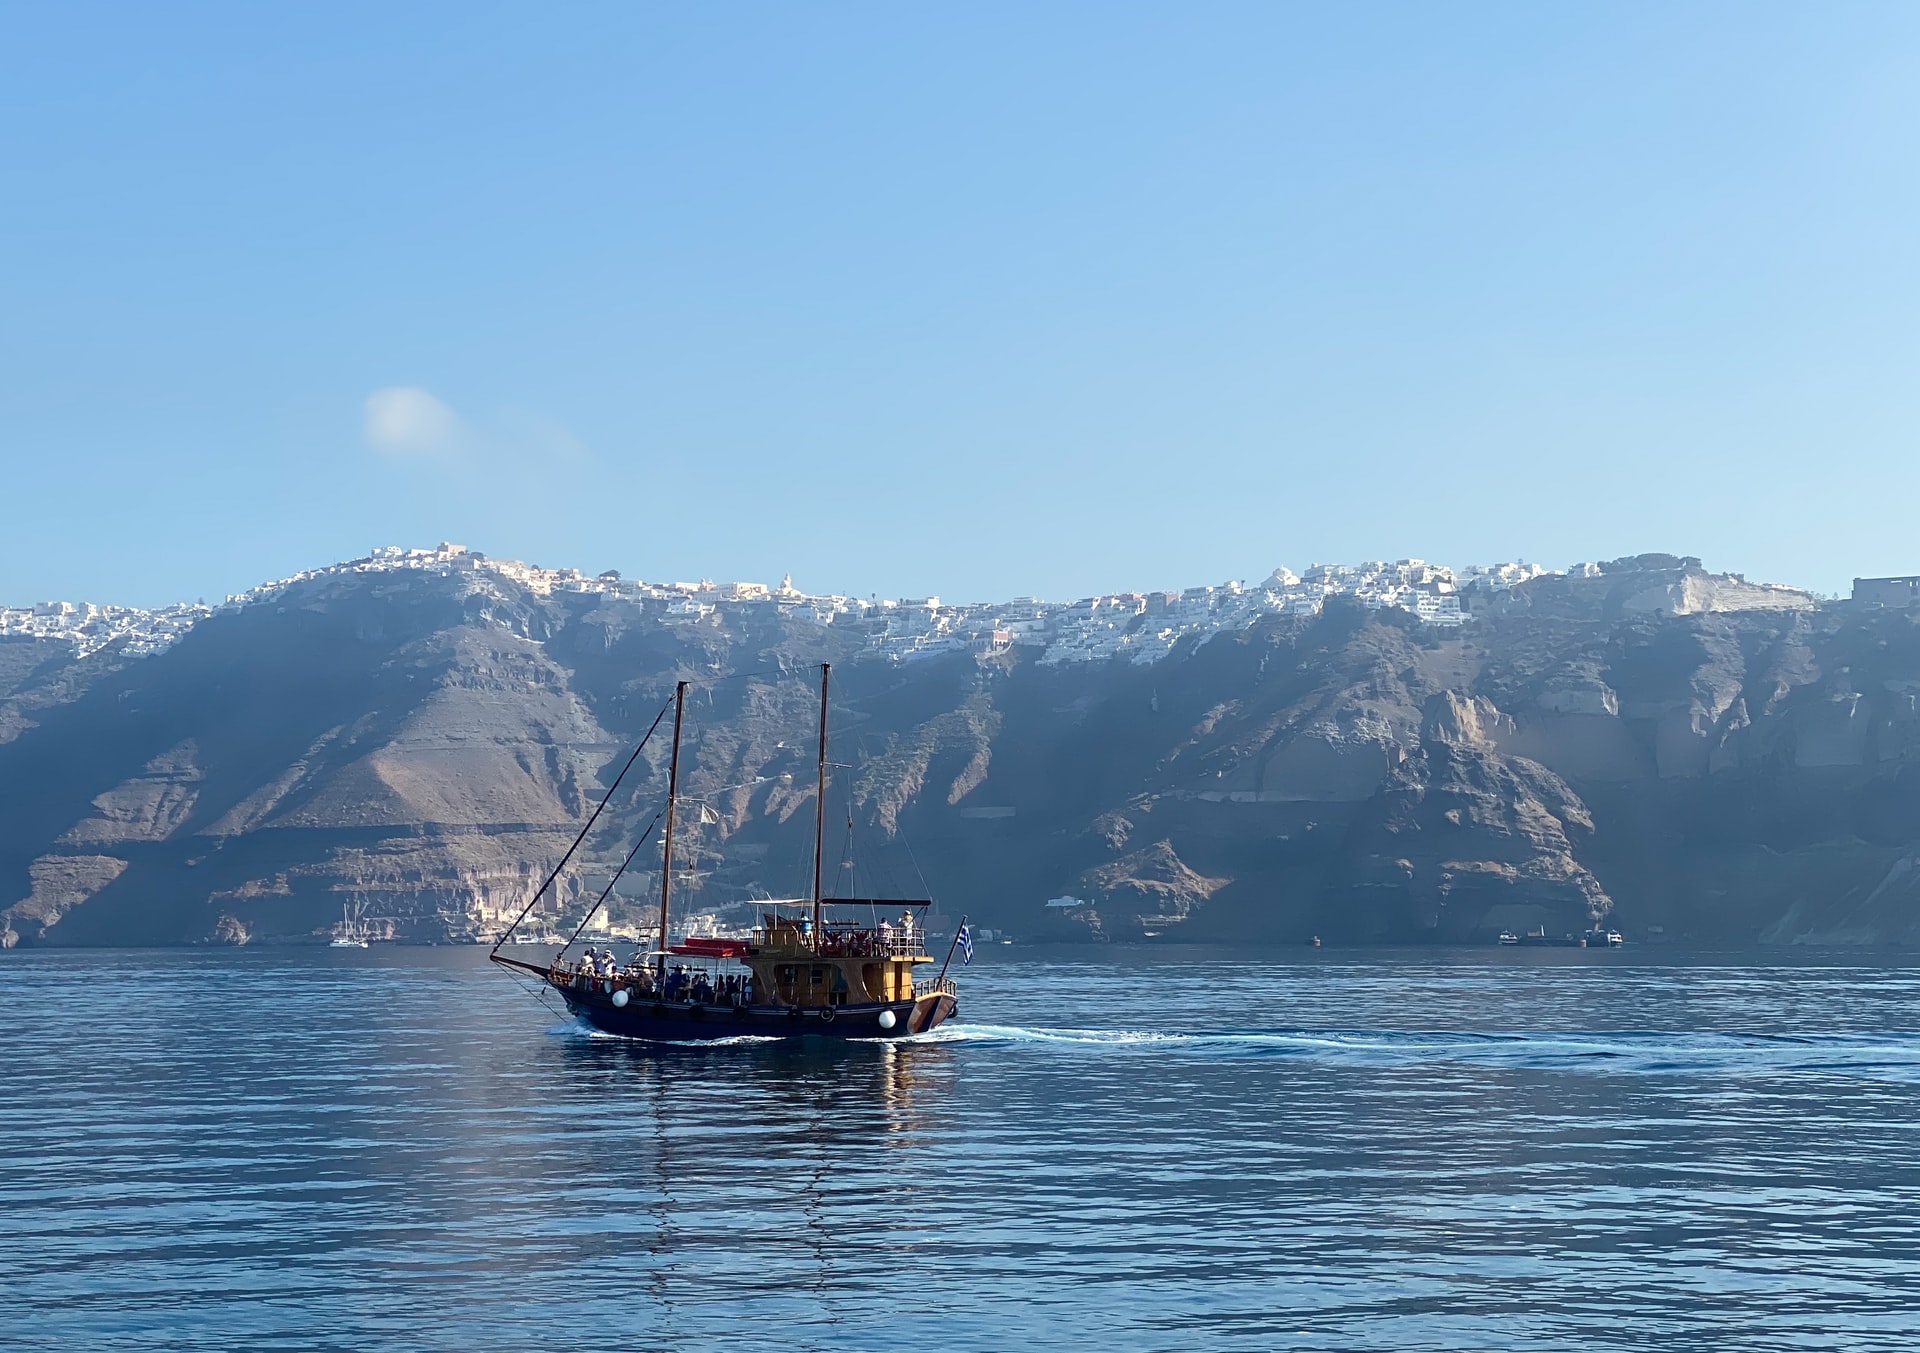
[6,946,1920,1351]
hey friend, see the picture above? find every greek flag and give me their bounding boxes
[956,923,973,966]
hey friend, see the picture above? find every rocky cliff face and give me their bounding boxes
[3,560,1917,947]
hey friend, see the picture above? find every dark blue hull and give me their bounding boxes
[564,995,947,1041]
[495,959,959,1042]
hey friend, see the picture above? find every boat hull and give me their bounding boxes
[494,957,958,1042]
[487,955,952,1036]
[562,990,956,1042]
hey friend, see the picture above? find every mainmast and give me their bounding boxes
[657,680,688,977]
[811,662,829,948]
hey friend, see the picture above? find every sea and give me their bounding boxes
[4,945,1920,1352]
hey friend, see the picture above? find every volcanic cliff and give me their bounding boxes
[4,554,1918,947]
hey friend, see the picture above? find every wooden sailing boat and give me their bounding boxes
[490,663,962,1040]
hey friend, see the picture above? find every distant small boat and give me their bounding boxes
[1498,925,1619,948]
[329,903,370,948]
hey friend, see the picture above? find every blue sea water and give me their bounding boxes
[4,945,1920,1351]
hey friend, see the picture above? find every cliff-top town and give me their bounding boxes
[0,543,1840,667]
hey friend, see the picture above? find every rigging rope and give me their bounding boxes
[488,695,673,956]
[558,811,664,958]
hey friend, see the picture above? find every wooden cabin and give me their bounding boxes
[746,912,932,1008]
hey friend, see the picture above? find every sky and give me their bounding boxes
[3,2,1918,607]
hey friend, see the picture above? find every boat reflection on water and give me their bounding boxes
[552,1029,957,1138]
[545,1031,958,1305]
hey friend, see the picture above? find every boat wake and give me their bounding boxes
[535,1016,1920,1078]
[912,1022,1920,1079]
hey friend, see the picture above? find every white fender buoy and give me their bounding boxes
[611,989,630,1007]
[878,1009,896,1030]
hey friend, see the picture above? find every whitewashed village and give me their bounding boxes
[0,543,1834,668]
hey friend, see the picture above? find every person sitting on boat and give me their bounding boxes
[634,965,656,995]
[691,972,714,1004]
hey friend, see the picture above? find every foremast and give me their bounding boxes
[811,662,830,949]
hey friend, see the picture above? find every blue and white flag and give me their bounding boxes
[956,923,973,966]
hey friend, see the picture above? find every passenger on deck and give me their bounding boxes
[741,973,755,1006]
[692,973,714,1004]
[635,966,656,995]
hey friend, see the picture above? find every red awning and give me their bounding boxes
[670,937,751,958]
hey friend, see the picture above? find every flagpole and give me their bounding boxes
[934,912,968,987]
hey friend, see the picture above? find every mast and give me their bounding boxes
[657,680,688,977]
[811,662,830,948]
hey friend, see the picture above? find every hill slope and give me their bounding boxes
[4,557,1917,947]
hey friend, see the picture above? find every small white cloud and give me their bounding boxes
[364,387,457,455]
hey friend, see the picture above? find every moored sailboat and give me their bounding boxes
[490,664,962,1040]
[329,902,369,948]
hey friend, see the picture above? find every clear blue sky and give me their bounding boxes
[3,2,1917,607]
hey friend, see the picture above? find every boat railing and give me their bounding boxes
[752,927,929,960]
[914,976,958,999]
[876,931,927,958]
